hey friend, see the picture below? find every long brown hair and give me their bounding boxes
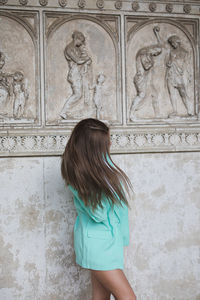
[61,118,132,210]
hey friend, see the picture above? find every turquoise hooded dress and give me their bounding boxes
[69,177,130,270]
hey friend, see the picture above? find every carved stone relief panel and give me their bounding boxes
[0,10,40,126]
[0,2,199,156]
[45,13,121,125]
[126,17,199,125]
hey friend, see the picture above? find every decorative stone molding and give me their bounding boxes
[149,2,157,12]
[0,1,199,13]
[19,0,28,5]
[0,0,7,4]
[58,0,67,8]
[96,0,104,10]
[183,4,191,14]
[111,131,200,152]
[132,1,139,12]
[39,0,48,6]
[78,0,86,9]
[166,4,173,13]
[115,0,122,10]
[1,130,200,156]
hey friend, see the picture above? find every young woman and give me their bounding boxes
[61,118,136,300]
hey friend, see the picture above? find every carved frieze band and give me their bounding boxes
[0,131,200,156]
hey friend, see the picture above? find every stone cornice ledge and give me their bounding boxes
[0,0,200,16]
[0,129,200,156]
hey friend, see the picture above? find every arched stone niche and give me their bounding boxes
[45,13,121,125]
[126,17,198,124]
[0,11,39,126]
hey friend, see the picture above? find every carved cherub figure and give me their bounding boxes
[165,35,193,117]
[90,73,106,119]
[12,71,29,119]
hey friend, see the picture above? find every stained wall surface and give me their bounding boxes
[0,153,200,300]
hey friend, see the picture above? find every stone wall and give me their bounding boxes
[1,153,200,299]
[0,0,200,299]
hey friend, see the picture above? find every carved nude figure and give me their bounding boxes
[60,31,92,119]
[166,35,193,117]
[90,73,105,119]
[0,51,10,106]
[129,27,162,121]
[12,71,29,119]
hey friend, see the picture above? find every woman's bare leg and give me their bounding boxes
[91,269,136,300]
[91,271,111,300]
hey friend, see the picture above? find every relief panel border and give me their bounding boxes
[125,15,200,125]
[43,11,122,126]
[0,9,41,127]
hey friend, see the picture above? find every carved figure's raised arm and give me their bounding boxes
[153,26,161,45]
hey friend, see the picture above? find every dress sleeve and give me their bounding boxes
[68,184,109,223]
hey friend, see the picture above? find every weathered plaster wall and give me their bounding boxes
[1,153,200,300]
